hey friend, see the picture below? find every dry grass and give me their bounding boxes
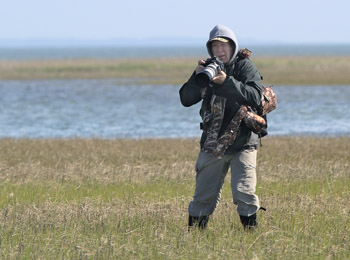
[1,57,350,85]
[0,137,349,259]
[253,56,350,86]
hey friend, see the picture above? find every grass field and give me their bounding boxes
[0,137,349,259]
[1,56,350,85]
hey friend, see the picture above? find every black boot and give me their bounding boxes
[239,213,257,231]
[239,207,266,231]
[188,215,209,230]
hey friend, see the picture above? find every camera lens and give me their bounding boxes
[195,63,219,86]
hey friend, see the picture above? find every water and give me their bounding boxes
[0,79,349,139]
[267,86,350,136]
[0,46,206,60]
[1,44,350,60]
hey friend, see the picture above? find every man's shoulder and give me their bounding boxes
[236,56,253,66]
[234,56,257,73]
[231,49,261,80]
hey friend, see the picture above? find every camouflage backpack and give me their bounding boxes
[238,48,277,116]
[258,86,277,116]
[238,48,278,135]
[244,85,277,134]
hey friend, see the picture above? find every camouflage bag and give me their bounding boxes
[258,86,277,116]
[237,49,277,134]
[243,107,267,134]
[202,95,248,159]
[237,48,277,117]
[202,95,227,153]
[244,86,277,134]
[212,105,248,159]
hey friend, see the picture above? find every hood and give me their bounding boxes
[206,25,239,63]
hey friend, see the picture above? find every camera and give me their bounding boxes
[195,57,225,86]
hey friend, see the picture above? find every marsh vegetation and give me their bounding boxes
[1,56,350,85]
[0,137,349,259]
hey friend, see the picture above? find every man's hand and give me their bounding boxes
[195,60,206,74]
[212,70,227,85]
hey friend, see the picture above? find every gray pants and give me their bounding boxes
[188,148,260,217]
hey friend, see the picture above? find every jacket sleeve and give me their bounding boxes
[214,59,263,108]
[179,71,204,107]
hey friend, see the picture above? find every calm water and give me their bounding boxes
[0,79,349,139]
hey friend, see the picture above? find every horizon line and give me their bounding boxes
[1,37,350,48]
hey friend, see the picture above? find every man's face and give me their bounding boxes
[211,40,233,64]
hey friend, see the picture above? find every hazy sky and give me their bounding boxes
[1,0,350,46]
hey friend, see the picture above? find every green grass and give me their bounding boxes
[1,56,350,85]
[0,137,349,259]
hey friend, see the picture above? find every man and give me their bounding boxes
[179,25,264,230]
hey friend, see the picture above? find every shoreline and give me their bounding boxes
[0,135,349,140]
[1,56,350,85]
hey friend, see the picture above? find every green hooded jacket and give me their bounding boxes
[179,25,264,154]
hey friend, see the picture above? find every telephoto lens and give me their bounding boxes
[195,57,224,87]
[195,63,220,86]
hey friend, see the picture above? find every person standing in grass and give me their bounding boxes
[179,24,265,230]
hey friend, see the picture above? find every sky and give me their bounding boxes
[1,0,350,47]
